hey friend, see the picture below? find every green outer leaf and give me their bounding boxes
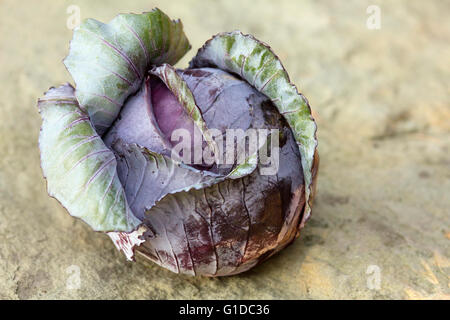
[150,64,220,160]
[38,84,140,232]
[64,8,191,134]
[190,31,318,223]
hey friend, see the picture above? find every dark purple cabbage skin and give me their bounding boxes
[105,67,315,276]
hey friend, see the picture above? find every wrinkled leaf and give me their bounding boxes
[137,121,305,276]
[178,67,278,178]
[138,169,284,276]
[112,139,262,219]
[112,140,223,219]
[64,8,191,134]
[190,31,318,224]
[38,84,140,232]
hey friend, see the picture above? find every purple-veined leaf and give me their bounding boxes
[136,117,305,276]
[38,84,140,232]
[112,140,223,220]
[189,31,318,227]
[64,8,191,135]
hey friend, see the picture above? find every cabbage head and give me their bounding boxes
[38,8,318,276]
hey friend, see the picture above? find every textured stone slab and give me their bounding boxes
[0,0,448,299]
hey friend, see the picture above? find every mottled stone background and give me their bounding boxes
[0,0,448,299]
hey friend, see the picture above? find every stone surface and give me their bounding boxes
[0,0,448,299]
